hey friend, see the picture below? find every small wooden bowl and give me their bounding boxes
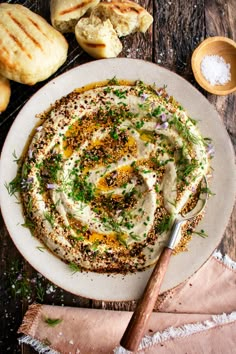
[191,36,236,95]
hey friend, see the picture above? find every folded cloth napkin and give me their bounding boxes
[18,250,236,354]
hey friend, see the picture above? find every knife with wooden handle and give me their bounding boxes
[120,219,182,352]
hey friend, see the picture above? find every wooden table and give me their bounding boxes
[0,1,235,353]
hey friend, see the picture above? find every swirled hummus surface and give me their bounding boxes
[20,80,210,273]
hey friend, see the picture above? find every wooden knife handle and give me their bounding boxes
[120,247,173,352]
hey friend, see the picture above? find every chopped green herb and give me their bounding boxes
[68,262,81,274]
[44,317,63,327]
[68,175,96,203]
[124,222,134,230]
[110,127,119,140]
[42,153,63,182]
[138,103,150,110]
[21,218,35,229]
[188,116,197,125]
[113,89,127,99]
[107,76,119,85]
[193,229,208,238]
[171,115,199,144]
[5,174,22,196]
[116,234,128,248]
[152,106,163,117]
[129,232,140,240]
[182,160,199,177]
[155,214,173,234]
[91,240,100,251]
[200,187,215,196]
[72,234,85,241]
[202,137,212,146]
[135,120,145,129]
[12,150,21,164]
[104,86,112,94]
[43,212,55,227]
[36,246,46,252]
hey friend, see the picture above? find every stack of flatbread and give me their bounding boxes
[0,1,153,112]
[51,0,153,59]
[0,3,68,111]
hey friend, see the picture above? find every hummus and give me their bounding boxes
[20,80,210,273]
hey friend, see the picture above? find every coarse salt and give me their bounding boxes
[200,55,231,86]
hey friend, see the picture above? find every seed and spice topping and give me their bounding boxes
[11,80,212,273]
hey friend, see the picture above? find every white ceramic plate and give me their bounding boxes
[1,59,235,301]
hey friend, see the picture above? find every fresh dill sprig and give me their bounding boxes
[200,187,215,196]
[188,116,198,125]
[116,233,128,248]
[5,174,22,196]
[202,137,213,146]
[68,262,81,274]
[21,218,35,229]
[107,76,119,85]
[171,115,199,144]
[12,150,21,164]
[129,232,141,241]
[182,159,199,177]
[193,229,208,238]
[101,215,123,234]
[43,212,55,227]
[36,246,46,252]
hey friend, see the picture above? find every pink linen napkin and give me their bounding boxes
[18,250,236,354]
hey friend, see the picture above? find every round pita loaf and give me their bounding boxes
[0,74,10,112]
[75,15,122,59]
[91,0,153,37]
[0,3,68,85]
[50,0,101,33]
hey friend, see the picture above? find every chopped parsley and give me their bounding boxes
[113,89,127,99]
[135,120,145,129]
[68,175,96,203]
[110,127,119,140]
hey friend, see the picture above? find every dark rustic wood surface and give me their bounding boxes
[0,1,235,353]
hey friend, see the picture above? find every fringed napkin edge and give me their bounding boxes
[114,311,236,354]
[17,250,236,354]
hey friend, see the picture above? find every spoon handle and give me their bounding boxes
[120,247,173,352]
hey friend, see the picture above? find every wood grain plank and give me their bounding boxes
[120,0,153,61]
[205,0,236,261]
[0,212,25,354]
[153,0,205,81]
[205,0,236,40]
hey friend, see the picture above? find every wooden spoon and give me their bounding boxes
[120,177,209,352]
